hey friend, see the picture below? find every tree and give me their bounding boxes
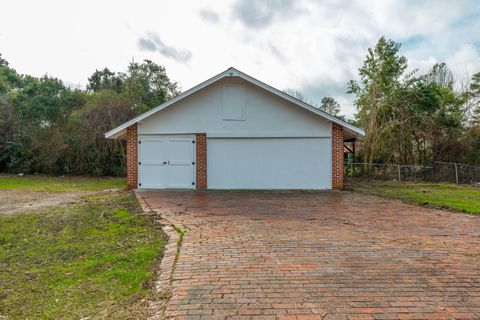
[460,71,480,165]
[0,54,23,94]
[58,90,137,175]
[427,63,455,89]
[86,60,181,113]
[87,68,124,93]
[347,37,468,165]
[79,60,182,175]
[124,59,180,112]
[319,97,341,116]
[469,72,480,126]
[417,77,464,163]
[348,36,408,164]
[14,75,83,123]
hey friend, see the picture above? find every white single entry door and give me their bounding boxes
[138,135,195,189]
[207,137,331,189]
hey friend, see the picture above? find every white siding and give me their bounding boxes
[222,85,246,121]
[138,78,331,138]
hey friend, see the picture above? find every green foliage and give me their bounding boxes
[348,37,409,164]
[0,193,165,319]
[0,56,179,176]
[0,55,22,94]
[87,60,180,114]
[14,76,81,122]
[87,68,124,93]
[59,90,136,176]
[349,37,475,165]
[2,135,37,173]
[124,59,180,113]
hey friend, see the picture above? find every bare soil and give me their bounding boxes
[0,189,89,215]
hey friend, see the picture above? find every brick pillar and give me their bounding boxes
[196,133,207,190]
[126,124,138,190]
[332,123,344,190]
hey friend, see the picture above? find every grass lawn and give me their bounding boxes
[348,180,480,215]
[0,176,166,319]
[0,174,126,191]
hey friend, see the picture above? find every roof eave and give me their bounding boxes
[105,129,126,139]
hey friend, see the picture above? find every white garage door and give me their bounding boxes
[207,137,331,189]
[138,135,195,189]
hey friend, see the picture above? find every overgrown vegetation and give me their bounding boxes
[0,55,179,176]
[349,181,480,215]
[348,37,480,166]
[0,191,166,319]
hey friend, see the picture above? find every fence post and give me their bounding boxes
[454,163,459,184]
[397,165,401,182]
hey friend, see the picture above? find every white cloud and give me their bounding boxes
[199,8,220,24]
[446,45,480,81]
[0,0,479,119]
[231,0,306,29]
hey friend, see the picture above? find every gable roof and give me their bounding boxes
[105,67,365,139]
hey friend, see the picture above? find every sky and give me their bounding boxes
[1,0,480,119]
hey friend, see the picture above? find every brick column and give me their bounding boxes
[126,124,138,190]
[332,123,344,190]
[196,133,207,190]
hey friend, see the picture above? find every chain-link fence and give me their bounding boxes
[345,162,480,185]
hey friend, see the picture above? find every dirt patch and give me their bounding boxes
[0,189,90,215]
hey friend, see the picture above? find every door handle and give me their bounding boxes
[163,161,167,165]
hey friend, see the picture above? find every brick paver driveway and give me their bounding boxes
[140,190,480,320]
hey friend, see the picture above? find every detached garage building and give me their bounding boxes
[105,67,364,190]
